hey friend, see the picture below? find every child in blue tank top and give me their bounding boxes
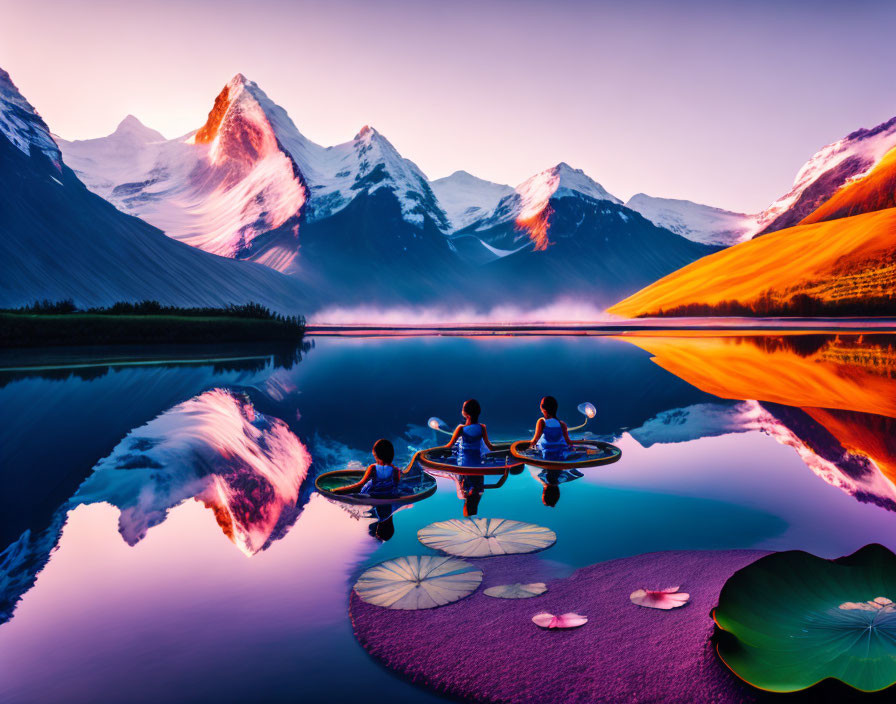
[443,399,495,463]
[530,396,573,455]
[333,438,400,496]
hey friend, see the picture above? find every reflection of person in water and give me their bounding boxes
[442,399,496,465]
[454,471,508,516]
[333,439,400,496]
[530,396,573,456]
[368,504,396,541]
[533,468,584,507]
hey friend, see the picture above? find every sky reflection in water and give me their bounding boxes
[0,334,894,703]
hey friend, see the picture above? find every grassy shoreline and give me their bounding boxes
[1,311,306,348]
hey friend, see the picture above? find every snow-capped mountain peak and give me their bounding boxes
[0,68,61,170]
[516,162,621,220]
[625,193,758,246]
[56,72,450,270]
[58,72,308,264]
[430,170,513,230]
[111,114,165,142]
[756,114,896,234]
[301,120,448,228]
[193,73,288,167]
[178,73,446,228]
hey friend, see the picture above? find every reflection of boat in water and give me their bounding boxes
[315,469,437,506]
[418,443,523,475]
[621,334,896,510]
[510,440,622,469]
[369,505,397,542]
[426,467,510,517]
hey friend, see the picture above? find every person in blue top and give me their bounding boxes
[442,399,496,465]
[333,438,400,497]
[529,396,573,457]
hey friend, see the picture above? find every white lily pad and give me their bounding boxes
[418,518,557,557]
[483,582,548,599]
[354,555,482,610]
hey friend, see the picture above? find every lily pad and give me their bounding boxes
[630,586,690,609]
[418,518,556,557]
[532,612,587,629]
[713,543,896,693]
[484,582,548,599]
[354,555,483,610]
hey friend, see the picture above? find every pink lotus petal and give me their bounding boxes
[839,596,896,612]
[630,588,690,609]
[532,612,588,629]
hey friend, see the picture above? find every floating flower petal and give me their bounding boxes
[532,612,587,629]
[839,596,896,612]
[630,586,690,609]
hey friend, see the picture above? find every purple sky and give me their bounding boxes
[2,0,895,212]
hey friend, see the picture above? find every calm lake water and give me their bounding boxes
[1,333,895,703]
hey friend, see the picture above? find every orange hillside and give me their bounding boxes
[801,144,896,225]
[608,207,896,317]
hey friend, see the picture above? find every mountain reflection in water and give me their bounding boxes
[621,333,896,511]
[1,389,311,622]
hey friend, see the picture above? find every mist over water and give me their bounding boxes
[311,298,616,324]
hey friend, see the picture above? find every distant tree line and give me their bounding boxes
[13,298,305,325]
[651,294,896,318]
[1,300,306,348]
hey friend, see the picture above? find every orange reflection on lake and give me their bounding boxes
[620,333,896,489]
[619,334,896,418]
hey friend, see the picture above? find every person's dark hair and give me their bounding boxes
[372,438,395,464]
[540,395,559,417]
[542,485,560,507]
[370,516,395,542]
[462,398,481,423]
[463,492,482,517]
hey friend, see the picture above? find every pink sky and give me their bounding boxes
[2,0,895,212]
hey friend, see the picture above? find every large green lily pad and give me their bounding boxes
[713,543,896,693]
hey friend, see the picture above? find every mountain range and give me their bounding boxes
[610,114,896,317]
[4,65,896,315]
[49,72,716,309]
[0,69,311,313]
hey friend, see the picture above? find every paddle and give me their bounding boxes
[567,402,597,432]
[427,416,453,436]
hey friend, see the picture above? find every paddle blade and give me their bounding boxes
[577,402,597,419]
